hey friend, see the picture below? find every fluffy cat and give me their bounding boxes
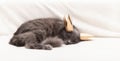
[9,18,82,50]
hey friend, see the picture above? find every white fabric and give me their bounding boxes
[0,0,120,37]
[1,35,120,61]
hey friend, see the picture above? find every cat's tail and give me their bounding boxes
[41,37,64,50]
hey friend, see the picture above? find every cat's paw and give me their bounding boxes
[43,44,53,50]
[25,44,43,49]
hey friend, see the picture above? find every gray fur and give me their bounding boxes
[9,18,82,50]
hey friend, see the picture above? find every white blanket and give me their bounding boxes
[0,35,120,61]
[0,0,120,37]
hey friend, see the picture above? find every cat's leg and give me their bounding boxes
[25,29,49,49]
[25,43,43,49]
[27,38,53,50]
[32,29,47,42]
[10,31,44,49]
[40,37,64,50]
[9,35,25,47]
[31,30,64,50]
[10,31,46,49]
[42,44,53,50]
[9,32,36,47]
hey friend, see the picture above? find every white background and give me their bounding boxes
[0,0,120,37]
[0,0,120,61]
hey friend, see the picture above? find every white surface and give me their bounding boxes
[0,35,120,61]
[0,1,120,61]
[0,0,120,37]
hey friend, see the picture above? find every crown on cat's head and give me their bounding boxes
[64,14,73,32]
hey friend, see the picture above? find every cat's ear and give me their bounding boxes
[64,15,73,32]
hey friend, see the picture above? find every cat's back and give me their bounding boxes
[30,18,63,25]
[14,18,64,35]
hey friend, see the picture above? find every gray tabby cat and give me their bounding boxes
[9,18,82,50]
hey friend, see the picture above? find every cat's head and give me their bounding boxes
[58,25,80,45]
[58,15,81,45]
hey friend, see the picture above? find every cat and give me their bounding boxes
[9,18,82,50]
